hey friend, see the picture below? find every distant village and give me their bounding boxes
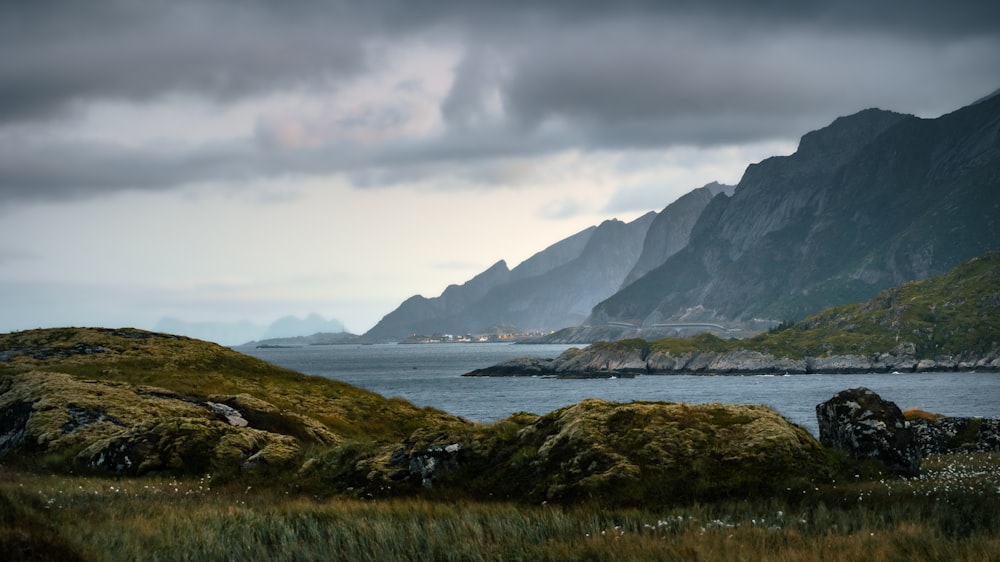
[400,330,552,344]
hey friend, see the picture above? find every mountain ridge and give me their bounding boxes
[363,211,657,340]
[588,93,1000,330]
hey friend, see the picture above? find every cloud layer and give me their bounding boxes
[2,0,998,204]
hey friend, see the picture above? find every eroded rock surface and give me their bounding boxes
[816,387,920,477]
[0,371,306,476]
[909,417,1000,456]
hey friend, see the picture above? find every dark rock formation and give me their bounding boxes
[62,405,125,434]
[465,357,556,377]
[816,388,921,477]
[402,443,463,488]
[465,345,999,377]
[909,417,1000,456]
[0,400,33,456]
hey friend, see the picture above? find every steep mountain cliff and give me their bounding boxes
[590,94,1000,329]
[363,213,656,340]
[622,182,733,287]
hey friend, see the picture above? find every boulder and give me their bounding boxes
[816,387,920,477]
[439,399,834,504]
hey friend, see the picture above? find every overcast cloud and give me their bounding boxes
[2,0,998,203]
[1,0,998,340]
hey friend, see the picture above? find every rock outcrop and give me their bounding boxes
[464,346,999,377]
[0,370,304,475]
[909,417,1000,456]
[404,443,463,488]
[815,388,921,477]
[338,399,837,504]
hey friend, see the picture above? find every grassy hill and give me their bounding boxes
[1,326,839,503]
[602,251,1000,364]
[0,328,467,478]
[0,327,465,442]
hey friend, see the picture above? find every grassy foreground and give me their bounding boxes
[3,453,998,562]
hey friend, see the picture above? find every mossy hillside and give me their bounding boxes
[751,251,1000,359]
[0,328,469,477]
[0,370,290,474]
[0,328,466,443]
[648,333,739,355]
[370,399,839,505]
[596,252,1000,362]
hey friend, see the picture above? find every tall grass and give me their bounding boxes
[3,453,999,561]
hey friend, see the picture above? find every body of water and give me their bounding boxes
[240,343,1000,436]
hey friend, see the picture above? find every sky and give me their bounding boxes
[2,1,998,343]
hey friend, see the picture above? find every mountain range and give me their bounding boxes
[364,92,1000,343]
[155,313,346,346]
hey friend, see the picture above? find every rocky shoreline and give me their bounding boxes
[463,346,1000,377]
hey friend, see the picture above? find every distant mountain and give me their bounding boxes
[155,313,346,346]
[363,212,659,341]
[261,314,345,340]
[588,93,1000,330]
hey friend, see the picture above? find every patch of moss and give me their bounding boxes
[948,418,983,450]
[648,333,737,355]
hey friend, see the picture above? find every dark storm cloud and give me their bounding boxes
[0,1,372,124]
[1,0,998,202]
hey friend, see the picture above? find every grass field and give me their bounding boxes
[3,452,998,561]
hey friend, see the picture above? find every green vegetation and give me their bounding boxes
[602,252,1000,362]
[2,453,998,561]
[649,332,738,354]
[753,251,1000,359]
[0,328,463,444]
[589,337,651,355]
[429,398,837,506]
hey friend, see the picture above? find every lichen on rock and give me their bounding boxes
[816,387,921,477]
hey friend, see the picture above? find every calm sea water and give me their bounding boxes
[239,343,1000,436]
